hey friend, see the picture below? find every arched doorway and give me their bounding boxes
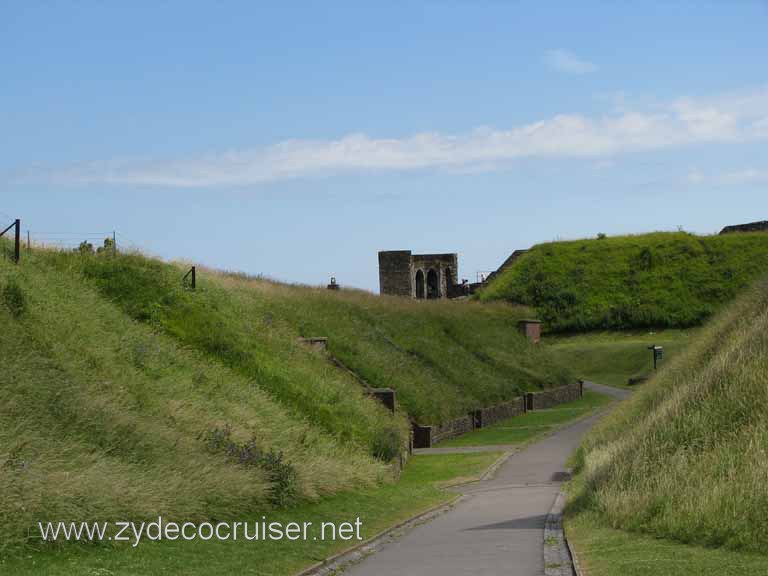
[415,269,425,299]
[427,269,439,299]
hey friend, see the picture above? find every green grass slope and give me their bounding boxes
[0,251,389,553]
[567,277,768,554]
[480,231,768,332]
[0,244,573,558]
[40,248,572,429]
[545,329,694,388]
[207,270,574,424]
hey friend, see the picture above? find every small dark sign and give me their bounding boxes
[647,345,664,369]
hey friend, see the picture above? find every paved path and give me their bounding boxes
[344,382,631,576]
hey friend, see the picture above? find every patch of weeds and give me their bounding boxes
[3,443,30,471]
[2,280,26,317]
[371,426,402,462]
[204,426,298,507]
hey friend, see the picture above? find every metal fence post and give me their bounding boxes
[14,219,20,263]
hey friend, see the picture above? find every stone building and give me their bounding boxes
[720,220,768,234]
[378,250,461,299]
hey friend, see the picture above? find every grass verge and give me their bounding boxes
[0,452,502,576]
[566,512,768,575]
[544,330,693,388]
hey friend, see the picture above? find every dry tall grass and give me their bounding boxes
[0,252,386,551]
[570,278,768,553]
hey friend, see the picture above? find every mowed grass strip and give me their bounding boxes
[438,390,612,447]
[566,512,768,576]
[544,329,694,388]
[0,452,503,576]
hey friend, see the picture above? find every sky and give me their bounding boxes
[1,1,767,291]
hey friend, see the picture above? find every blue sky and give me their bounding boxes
[2,1,767,291]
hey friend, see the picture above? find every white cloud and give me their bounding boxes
[687,167,768,186]
[686,168,705,184]
[26,87,768,188]
[718,168,768,185]
[545,49,598,75]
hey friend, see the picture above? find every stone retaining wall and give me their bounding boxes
[475,396,525,428]
[412,382,583,448]
[528,382,583,410]
[431,414,475,444]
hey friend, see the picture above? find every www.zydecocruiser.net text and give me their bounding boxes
[38,517,364,547]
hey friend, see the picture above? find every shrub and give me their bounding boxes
[2,280,26,317]
[205,426,299,508]
[371,426,403,462]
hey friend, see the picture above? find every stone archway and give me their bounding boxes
[415,269,426,299]
[427,269,439,299]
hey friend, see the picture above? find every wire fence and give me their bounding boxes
[31,232,114,251]
[0,210,146,261]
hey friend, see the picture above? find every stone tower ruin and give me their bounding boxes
[378,250,461,299]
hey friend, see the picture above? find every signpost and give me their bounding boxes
[647,345,664,370]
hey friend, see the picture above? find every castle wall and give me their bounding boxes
[378,251,413,297]
[379,251,459,299]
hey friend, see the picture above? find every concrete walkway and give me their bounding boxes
[343,382,631,576]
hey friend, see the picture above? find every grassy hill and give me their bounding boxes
[567,276,768,555]
[0,248,390,552]
[0,243,572,553]
[480,231,768,332]
[41,249,572,427]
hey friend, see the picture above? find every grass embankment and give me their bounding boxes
[480,231,768,332]
[565,277,768,572]
[1,243,573,572]
[43,249,572,428]
[545,330,693,388]
[0,249,390,553]
[206,267,573,424]
[0,451,502,575]
[439,390,612,447]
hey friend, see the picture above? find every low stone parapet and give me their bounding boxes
[412,383,583,448]
[527,382,583,410]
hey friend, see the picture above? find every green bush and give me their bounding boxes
[205,426,299,508]
[371,426,403,462]
[2,279,25,317]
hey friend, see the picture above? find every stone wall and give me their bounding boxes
[430,414,475,444]
[475,397,525,428]
[378,250,414,297]
[527,382,583,410]
[412,383,583,448]
[378,250,459,299]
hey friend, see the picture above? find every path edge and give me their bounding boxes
[295,448,516,576]
[294,494,463,576]
[544,489,577,576]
